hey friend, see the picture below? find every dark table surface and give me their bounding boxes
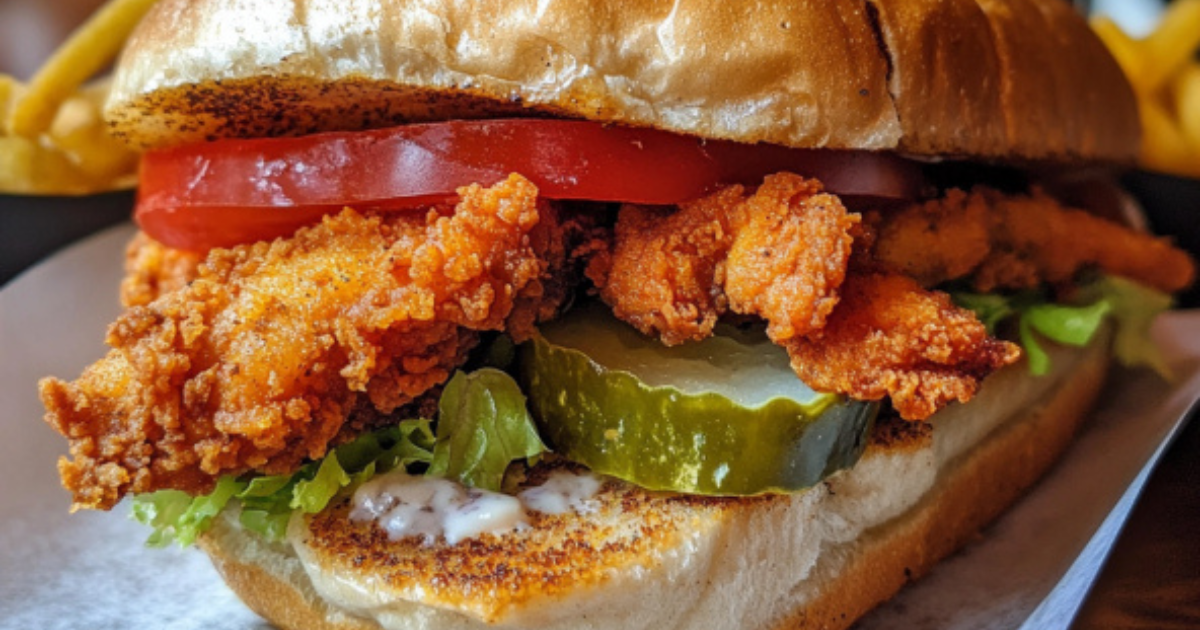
[1070,173,1200,629]
[1,173,1197,627]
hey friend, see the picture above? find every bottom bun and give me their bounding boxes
[199,334,1110,630]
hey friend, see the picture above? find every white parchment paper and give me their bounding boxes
[2,224,1197,629]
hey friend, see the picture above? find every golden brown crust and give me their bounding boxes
[106,0,1137,163]
[589,175,859,347]
[870,187,1197,294]
[870,0,1139,162]
[120,232,201,307]
[41,176,561,510]
[199,536,379,630]
[783,272,1021,421]
[298,483,740,622]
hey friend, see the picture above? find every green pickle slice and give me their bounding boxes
[520,303,878,495]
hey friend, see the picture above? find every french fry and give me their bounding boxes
[1141,0,1200,93]
[0,74,22,127]
[0,137,95,195]
[0,78,139,195]
[1140,98,1200,178]
[1176,63,1200,155]
[5,0,159,138]
[0,3,149,194]
[49,93,139,183]
[0,137,37,190]
[0,77,12,121]
[1094,6,1200,178]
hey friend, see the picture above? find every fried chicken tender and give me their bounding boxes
[588,173,859,345]
[120,232,201,307]
[782,273,1021,421]
[41,174,565,510]
[593,177,1020,421]
[874,188,1196,292]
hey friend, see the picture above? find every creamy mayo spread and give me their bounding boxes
[349,469,602,545]
[518,469,602,515]
[350,473,526,545]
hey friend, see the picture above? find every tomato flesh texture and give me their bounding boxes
[137,119,923,251]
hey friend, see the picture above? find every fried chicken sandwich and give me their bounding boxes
[39,0,1196,629]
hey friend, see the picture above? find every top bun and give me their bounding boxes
[105,0,1138,164]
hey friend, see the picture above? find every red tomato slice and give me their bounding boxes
[137,119,923,251]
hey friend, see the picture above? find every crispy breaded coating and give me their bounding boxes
[589,173,859,345]
[725,175,860,342]
[41,175,563,510]
[593,176,1018,420]
[782,273,1021,421]
[586,188,738,346]
[870,189,991,287]
[120,232,202,307]
[874,188,1196,293]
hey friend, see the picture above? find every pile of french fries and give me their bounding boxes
[1093,0,1200,179]
[0,0,157,195]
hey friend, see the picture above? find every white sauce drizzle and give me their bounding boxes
[349,469,602,545]
[350,474,527,545]
[518,469,602,515]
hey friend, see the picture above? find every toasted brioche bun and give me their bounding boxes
[106,0,1137,163]
[197,334,1109,630]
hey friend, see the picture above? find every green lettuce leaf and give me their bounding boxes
[378,419,437,471]
[1081,276,1174,379]
[131,476,246,548]
[239,474,292,498]
[131,367,550,546]
[1018,317,1053,376]
[952,293,1015,335]
[427,368,547,492]
[238,506,292,541]
[1019,300,1113,376]
[1024,300,1112,347]
[953,275,1173,377]
[291,454,351,513]
[130,490,192,548]
[132,418,437,546]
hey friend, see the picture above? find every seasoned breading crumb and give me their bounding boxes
[783,272,1020,421]
[120,232,202,307]
[589,173,859,346]
[591,177,1023,421]
[873,187,1196,293]
[42,175,567,510]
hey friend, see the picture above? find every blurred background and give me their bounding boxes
[1,0,110,81]
[1095,0,1174,34]
[0,0,1197,628]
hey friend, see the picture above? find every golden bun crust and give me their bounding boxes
[198,338,1110,630]
[199,535,379,630]
[106,0,1137,163]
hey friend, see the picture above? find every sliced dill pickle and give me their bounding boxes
[520,303,878,496]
